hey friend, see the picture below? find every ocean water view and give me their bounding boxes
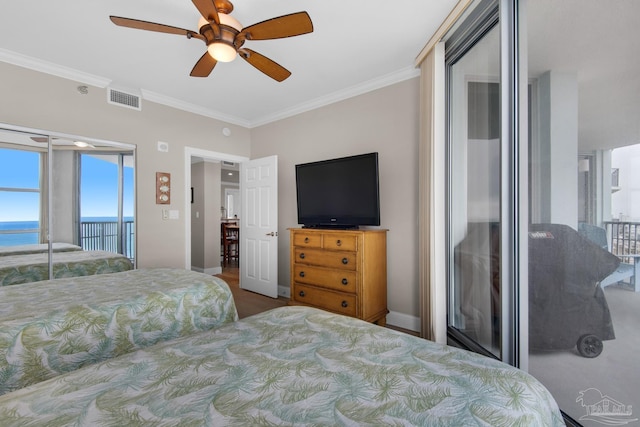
[0,218,134,246]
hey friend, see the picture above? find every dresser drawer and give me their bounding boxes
[293,284,357,317]
[293,264,357,293]
[322,233,358,251]
[292,232,322,248]
[293,248,357,270]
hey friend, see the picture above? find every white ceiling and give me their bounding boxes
[1,1,638,152]
[527,0,640,152]
[0,0,458,128]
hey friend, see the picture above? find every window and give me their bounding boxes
[80,153,135,260]
[0,147,43,245]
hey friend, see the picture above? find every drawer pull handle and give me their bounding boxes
[336,239,342,246]
[342,257,348,265]
[299,253,306,259]
[299,271,305,278]
[341,278,348,285]
[304,237,309,243]
[341,301,348,308]
[299,291,306,297]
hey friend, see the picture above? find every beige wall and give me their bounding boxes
[251,78,421,323]
[1,61,421,326]
[0,62,251,268]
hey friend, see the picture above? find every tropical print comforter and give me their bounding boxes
[0,268,238,395]
[0,306,564,426]
[0,243,82,257]
[0,250,133,286]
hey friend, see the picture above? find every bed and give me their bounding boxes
[0,268,238,395]
[0,249,134,286]
[0,242,82,257]
[0,306,564,425]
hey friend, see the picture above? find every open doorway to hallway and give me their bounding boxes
[184,147,248,280]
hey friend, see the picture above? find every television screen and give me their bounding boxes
[295,152,380,228]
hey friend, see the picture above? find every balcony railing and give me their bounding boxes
[604,221,640,262]
[80,220,135,262]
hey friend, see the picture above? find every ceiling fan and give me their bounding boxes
[110,0,313,82]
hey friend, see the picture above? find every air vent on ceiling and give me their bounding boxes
[222,161,235,166]
[107,87,141,111]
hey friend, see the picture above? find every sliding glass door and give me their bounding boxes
[444,0,639,424]
[446,0,502,359]
[80,152,135,261]
[525,1,639,424]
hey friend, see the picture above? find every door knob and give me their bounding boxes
[265,232,275,236]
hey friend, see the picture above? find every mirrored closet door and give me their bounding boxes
[0,126,136,285]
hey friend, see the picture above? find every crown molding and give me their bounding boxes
[0,48,112,88]
[248,66,421,128]
[1,48,420,130]
[140,89,251,128]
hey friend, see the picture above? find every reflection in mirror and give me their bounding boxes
[0,129,48,246]
[0,127,136,286]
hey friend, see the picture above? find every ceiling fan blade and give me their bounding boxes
[190,52,217,77]
[192,0,219,24]
[110,16,204,40]
[239,12,313,41]
[239,49,291,82]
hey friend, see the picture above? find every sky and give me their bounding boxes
[0,148,134,222]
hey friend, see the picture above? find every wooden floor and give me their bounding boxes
[215,265,288,319]
[215,263,418,336]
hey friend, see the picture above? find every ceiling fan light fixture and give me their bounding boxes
[73,141,95,148]
[198,16,209,31]
[218,13,242,31]
[208,42,237,62]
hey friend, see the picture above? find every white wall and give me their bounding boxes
[51,150,77,243]
[534,70,579,227]
[250,78,421,326]
[612,144,640,220]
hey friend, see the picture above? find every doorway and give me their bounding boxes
[184,147,248,275]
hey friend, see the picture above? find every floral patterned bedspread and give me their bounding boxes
[0,268,238,395]
[0,243,82,257]
[0,250,133,286]
[0,306,563,426]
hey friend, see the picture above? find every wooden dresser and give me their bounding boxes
[289,228,388,325]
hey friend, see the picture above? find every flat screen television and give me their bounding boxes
[295,152,380,229]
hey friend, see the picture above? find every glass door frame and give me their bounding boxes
[444,0,528,369]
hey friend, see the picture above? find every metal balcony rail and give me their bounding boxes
[80,220,135,262]
[604,221,640,263]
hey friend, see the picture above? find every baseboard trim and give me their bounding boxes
[386,310,420,333]
[278,285,290,298]
[191,266,222,275]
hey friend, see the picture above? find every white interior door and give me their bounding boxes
[239,155,278,298]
